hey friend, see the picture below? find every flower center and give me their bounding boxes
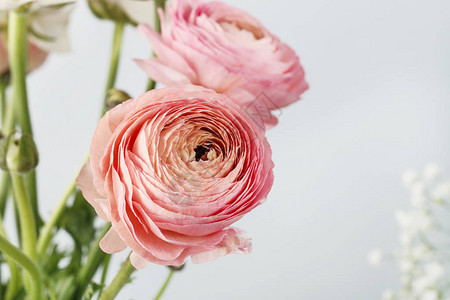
[194,145,210,162]
[219,20,265,40]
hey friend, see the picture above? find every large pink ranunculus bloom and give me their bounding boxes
[76,85,274,267]
[135,0,308,127]
[0,35,48,75]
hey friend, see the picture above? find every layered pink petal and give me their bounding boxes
[77,85,274,266]
[135,0,308,126]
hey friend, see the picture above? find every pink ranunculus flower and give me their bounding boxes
[0,35,48,76]
[135,0,308,127]
[76,85,274,267]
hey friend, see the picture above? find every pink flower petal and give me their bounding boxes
[130,252,149,269]
[99,227,127,254]
[134,58,191,86]
[76,161,109,220]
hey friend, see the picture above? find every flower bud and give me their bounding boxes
[104,89,131,111]
[88,0,153,25]
[168,264,185,272]
[5,132,39,174]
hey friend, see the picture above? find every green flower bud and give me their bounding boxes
[5,132,39,174]
[168,264,185,272]
[104,88,131,112]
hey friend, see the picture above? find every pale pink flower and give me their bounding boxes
[76,85,274,267]
[0,35,48,75]
[135,0,308,127]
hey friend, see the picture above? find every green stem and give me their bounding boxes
[104,22,125,95]
[0,171,10,217]
[10,173,36,261]
[145,0,166,91]
[154,0,166,33]
[2,85,15,133]
[8,10,32,136]
[0,76,12,219]
[0,215,21,300]
[99,255,135,300]
[98,254,111,297]
[0,233,42,300]
[146,78,156,92]
[8,10,40,233]
[0,75,6,122]
[27,170,40,230]
[37,179,76,259]
[76,223,111,298]
[153,269,174,300]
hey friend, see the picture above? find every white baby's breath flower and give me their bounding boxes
[382,289,395,300]
[399,232,414,246]
[411,245,429,261]
[402,169,419,187]
[395,210,412,228]
[377,166,450,299]
[424,262,445,282]
[422,290,439,300]
[424,163,441,182]
[431,181,450,201]
[412,276,431,294]
[396,210,432,236]
[399,258,414,273]
[412,262,445,294]
[368,248,383,266]
[409,182,427,208]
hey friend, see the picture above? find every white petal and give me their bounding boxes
[28,3,75,52]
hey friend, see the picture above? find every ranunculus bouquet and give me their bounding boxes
[0,0,307,299]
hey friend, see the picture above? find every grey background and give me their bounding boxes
[23,0,450,299]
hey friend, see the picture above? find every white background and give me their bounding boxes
[23,0,450,299]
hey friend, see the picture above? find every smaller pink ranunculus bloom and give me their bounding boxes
[76,85,274,267]
[0,35,48,76]
[135,0,308,127]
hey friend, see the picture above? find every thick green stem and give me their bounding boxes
[0,233,42,300]
[153,269,174,300]
[75,223,111,298]
[10,173,36,261]
[8,11,32,136]
[8,10,40,233]
[2,85,15,134]
[104,22,125,95]
[27,170,40,230]
[37,179,76,259]
[99,255,135,300]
